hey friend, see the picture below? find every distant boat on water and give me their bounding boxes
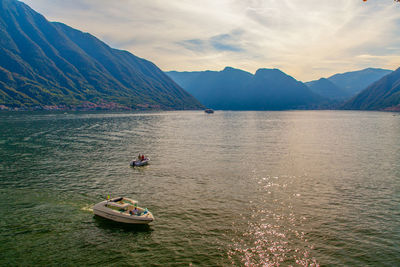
[130,156,150,167]
[205,109,214,114]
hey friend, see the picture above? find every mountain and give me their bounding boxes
[305,78,349,100]
[167,67,253,110]
[244,69,322,110]
[327,68,392,96]
[342,67,400,111]
[165,71,204,91]
[0,0,202,110]
[166,67,322,110]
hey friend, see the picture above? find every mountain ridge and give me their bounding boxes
[0,0,203,110]
[304,68,392,100]
[166,67,322,110]
[305,78,349,100]
[327,68,392,96]
[342,67,400,110]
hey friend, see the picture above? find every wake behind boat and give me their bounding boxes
[93,197,154,224]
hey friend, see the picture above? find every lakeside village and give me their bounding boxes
[0,102,162,111]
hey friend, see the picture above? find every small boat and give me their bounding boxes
[205,109,214,114]
[93,197,154,224]
[130,157,150,167]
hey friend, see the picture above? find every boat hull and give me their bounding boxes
[93,201,154,224]
[130,158,150,167]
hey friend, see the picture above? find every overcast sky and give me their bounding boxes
[21,0,400,81]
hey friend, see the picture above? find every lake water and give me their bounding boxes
[0,110,399,266]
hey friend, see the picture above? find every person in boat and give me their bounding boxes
[138,154,141,161]
[133,207,139,215]
[141,155,145,161]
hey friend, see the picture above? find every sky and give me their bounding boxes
[21,0,400,81]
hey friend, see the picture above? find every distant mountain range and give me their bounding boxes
[305,78,349,100]
[0,0,203,110]
[343,67,400,111]
[1,0,398,112]
[167,67,322,110]
[305,68,392,100]
[168,67,398,111]
[328,68,392,96]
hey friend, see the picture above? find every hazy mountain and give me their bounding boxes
[167,67,253,110]
[342,67,400,111]
[167,67,322,110]
[305,78,349,100]
[328,68,392,96]
[0,0,202,110]
[165,71,204,91]
[244,69,322,110]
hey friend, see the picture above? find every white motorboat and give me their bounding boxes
[93,197,154,224]
[130,157,150,167]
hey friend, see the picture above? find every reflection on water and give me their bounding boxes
[0,110,399,266]
[93,216,153,233]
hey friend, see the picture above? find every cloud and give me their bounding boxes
[210,31,244,52]
[21,0,400,80]
[177,39,207,52]
[177,30,244,53]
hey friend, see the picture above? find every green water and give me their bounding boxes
[0,111,399,266]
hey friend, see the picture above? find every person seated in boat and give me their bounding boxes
[141,155,145,161]
[138,154,141,161]
[133,207,139,215]
[128,206,137,215]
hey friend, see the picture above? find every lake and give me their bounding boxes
[0,110,399,266]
